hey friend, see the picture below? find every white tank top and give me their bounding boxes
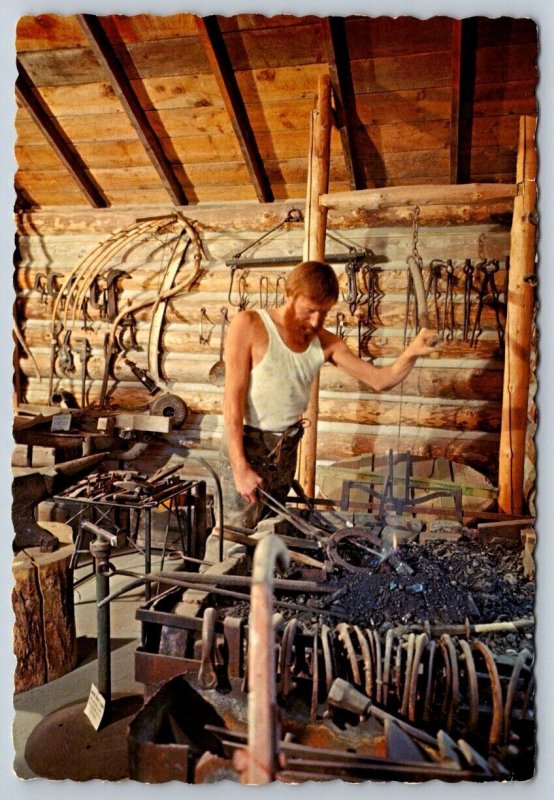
[244,309,324,432]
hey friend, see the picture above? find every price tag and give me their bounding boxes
[84,683,106,730]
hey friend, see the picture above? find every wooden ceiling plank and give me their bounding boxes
[77,13,188,206]
[196,15,274,203]
[15,59,108,208]
[322,17,364,191]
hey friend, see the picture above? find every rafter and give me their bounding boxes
[322,16,364,191]
[77,13,188,206]
[196,15,273,204]
[450,18,478,183]
[16,59,109,208]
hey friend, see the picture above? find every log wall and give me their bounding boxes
[14,205,513,485]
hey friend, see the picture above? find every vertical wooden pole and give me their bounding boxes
[297,75,332,496]
[498,116,538,514]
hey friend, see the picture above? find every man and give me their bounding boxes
[218,260,438,532]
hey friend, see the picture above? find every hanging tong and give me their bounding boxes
[462,259,474,342]
[343,250,364,315]
[470,259,504,350]
[442,260,456,341]
[199,307,210,344]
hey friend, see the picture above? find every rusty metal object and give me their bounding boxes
[353,625,373,697]
[223,616,245,679]
[198,607,217,689]
[503,648,533,744]
[12,451,108,551]
[407,632,429,722]
[458,638,479,736]
[336,623,362,688]
[471,641,504,748]
[441,634,460,731]
[399,632,416,717]
[279,618,298,698]
[321,624,335,695]
[310,627,319,722]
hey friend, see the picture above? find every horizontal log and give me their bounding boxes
[320,183,516,212]
[21,353,504,407]
[18,364,501,432]
[15,202,515,236]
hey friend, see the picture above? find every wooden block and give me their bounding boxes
[476,518,533,542]
[12,540,77,693]
[115,413,171,433]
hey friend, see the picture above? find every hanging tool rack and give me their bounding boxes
[224,208,373,311]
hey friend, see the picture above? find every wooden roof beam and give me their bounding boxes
[450,18,478,183]
[77,13,188,207]
[16,59,109,208]
[322,16,364,190]
[196,15,274,204]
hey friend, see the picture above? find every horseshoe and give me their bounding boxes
[458,638,479,736]
[471,640,504,748]
[354,626,373,697]
[407,633,429,722]
[336,623,362,688]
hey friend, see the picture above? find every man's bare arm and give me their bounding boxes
[222,311,264,502]
[320,327,438,391]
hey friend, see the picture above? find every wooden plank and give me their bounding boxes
[221,21,327,70]
[350,52,452,94]
[16,14,86,50]
[39,81,133,117]
[18,47,106,87]
[114,35,210,78]
[136,73,224,111]
[218,14,322,33]
[196,16,273,203]
[16,59,109,208]
[77,13,189,207]
[345,16,453,59]
[235,63,328,103]
[473,80,537,117]
[354,87,451,126]
[475,43,538,85]
[476,17,538,48]
[354,120,451,155]
[99,13,200,43]
[15,170,91,206]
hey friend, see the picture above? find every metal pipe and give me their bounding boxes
[89,537,112,717]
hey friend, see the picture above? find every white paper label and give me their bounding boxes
[84,683,106,730]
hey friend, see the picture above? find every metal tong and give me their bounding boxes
[256,487,327,544]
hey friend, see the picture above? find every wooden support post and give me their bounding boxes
[498,116,538,515]
[297,75,332,497]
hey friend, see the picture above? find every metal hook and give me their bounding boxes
[259,276,269,309]
[275,275,286,307]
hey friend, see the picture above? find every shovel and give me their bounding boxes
[209,306,228,386]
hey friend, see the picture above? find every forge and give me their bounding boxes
[126,483,535,785]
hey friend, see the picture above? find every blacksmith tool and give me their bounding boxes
[462,259,474,342]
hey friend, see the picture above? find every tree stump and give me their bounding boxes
[12,522,77,693]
